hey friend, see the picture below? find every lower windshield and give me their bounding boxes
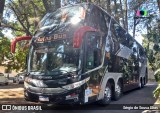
[30,39,80,75]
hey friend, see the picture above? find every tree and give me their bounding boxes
[0,35,28,71]
[3,0,46,36]
[139,1,160,98]
[0,0,5,26]
[1,0,46,71]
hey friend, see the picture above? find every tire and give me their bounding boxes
[98,82,112,105]
[24,96,37,102]
[143,78,146,86]
[24,96,31,101]
[5,82,8,85]
[139,78,144,89]
[113,81,123,101]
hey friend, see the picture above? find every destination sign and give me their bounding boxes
[35,34,67,43]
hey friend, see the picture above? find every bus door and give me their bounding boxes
[82,32,105,102]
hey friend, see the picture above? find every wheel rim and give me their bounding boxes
[139,80,142,88]
[104,86,111,101]
[116,84,121,96]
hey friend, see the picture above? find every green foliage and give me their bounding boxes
[0,37,10,63]
[153,80,160,98]
[0,0,47,71]
[4,0,46,36]
[0,36,28,71]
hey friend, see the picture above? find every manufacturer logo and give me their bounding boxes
[2,105,11,110]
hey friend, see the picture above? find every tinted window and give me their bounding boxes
[111,20,128,46]
[86,6,109,33]
[85,33,103,70]
[38,5,86,30]
[30,39,80,75]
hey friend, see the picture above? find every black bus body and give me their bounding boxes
[24,3,148,105]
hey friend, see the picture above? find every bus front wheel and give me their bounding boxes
[98,82,112,105]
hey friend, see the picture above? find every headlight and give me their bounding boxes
[24,82,30,89]
[25,77,47,88]
[62,77,90,90]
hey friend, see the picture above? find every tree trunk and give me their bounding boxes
[0,0,5,26]
[124,0,128,32]
[106,0,111,14]
[114,0,119,22]
[119,0,125,28]
[157,0,160,36]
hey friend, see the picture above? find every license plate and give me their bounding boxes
[39,96,49,102]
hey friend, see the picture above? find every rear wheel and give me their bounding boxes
[143,77,146,86]
[113,81,122,101]
[98,82,112,105]
[139,78,144,89]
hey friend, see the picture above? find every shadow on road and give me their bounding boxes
[0,84,23,89]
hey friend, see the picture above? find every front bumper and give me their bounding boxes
[24,86,83,104]
[24,77,90,104]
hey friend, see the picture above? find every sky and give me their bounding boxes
[2,0,153,44]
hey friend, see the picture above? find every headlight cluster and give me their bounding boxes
[24,77,90,90]
[62,77,90,90]
[24,77,47,88]
[24,82,30,89]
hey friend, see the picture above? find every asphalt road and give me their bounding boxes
[1,82,160,113]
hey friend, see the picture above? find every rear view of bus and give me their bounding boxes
[23,3,148,105]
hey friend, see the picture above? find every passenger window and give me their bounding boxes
[139,48,144,56]
[85,33,102,69]
[99,12,108,32]
[131,42,138,59]
[111,20,128,46]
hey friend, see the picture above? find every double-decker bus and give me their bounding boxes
[11,3,148,105]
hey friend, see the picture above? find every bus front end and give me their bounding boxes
[24,36,90,104]
[24,3,96,104]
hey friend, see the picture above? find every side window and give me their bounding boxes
[85,33,103,69]
[131,42,138,60]
[128,35,134,49]
[111,20,128,46]
[87,7,100,29]
[139,48,144,57]
[99,12,108,32]
[86,7,109,33]
[111,20,119,41]
[104,13,111,29]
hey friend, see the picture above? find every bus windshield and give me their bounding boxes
[29,39,80,75]
[38,5,86,31]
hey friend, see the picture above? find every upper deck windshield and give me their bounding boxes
[37,4,87,32]
[29,39,80,75]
